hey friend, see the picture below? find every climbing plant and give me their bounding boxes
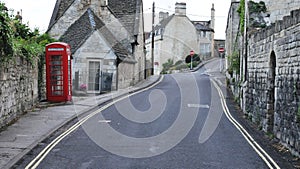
[237,0,245,34]
[227,50,240,76]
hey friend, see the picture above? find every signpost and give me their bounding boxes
[218,47,225,72]
[218,47,225,58]
[190,50,194,70]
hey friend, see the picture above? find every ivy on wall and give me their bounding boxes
[237,0,245,34]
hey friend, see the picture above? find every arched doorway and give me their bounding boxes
[267,51,276,132]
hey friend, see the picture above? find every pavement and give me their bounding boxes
[0,74,163,169]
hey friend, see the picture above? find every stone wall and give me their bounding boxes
[225,1,240,71]
[0,57,39,129]
[246,8,300,156]
[264,0,300,23]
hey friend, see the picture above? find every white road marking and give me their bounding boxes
[187,104,209,109]
[98,120,111,123]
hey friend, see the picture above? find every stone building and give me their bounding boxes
[225,0,240,72]
[192,20,215,59]
[193,3,216,59]
[226,0,300,156]
[47,0,146,93]
[145,2,215,75]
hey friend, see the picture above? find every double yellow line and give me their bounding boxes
[211,79,280,169]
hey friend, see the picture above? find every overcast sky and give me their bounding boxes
[1,0,232,39]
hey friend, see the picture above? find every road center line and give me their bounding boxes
[98,120,111,123]
[187,104,209,109]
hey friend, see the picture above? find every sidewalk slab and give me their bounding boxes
[0,75,161,169]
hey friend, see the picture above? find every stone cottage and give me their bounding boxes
[145,2,199,75]
[47,0,146,93]
[145,2,215,75]
[192,19,215,59]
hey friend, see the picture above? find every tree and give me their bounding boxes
[0,2,56,63]
[0,2,13,59]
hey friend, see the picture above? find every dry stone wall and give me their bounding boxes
[0,57,39,129]
[246,8,300,156]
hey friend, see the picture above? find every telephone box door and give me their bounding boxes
[45,42,72,102]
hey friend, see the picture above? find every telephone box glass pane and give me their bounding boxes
[68,59,72,95]
[50,55,63,96]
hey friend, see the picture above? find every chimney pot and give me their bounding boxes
[175,2,186,16]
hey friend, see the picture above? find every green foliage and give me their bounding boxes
[0,2,13,59]
[248,1,267,29]
[161,59,174,74]
[0,2,57,64]
[249,1,267,13]
[12,20,35,39]
[228,51,240,75]
[237,0,245,34]
[237,0,268,34]
[35,33,56,47]
[187,61,200,68]
[161,54,202,74]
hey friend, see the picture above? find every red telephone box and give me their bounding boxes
[45,42,72,102]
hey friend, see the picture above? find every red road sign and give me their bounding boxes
[190,50,195,56]
[219,47,225,53]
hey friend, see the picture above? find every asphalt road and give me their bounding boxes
[17,59,272,169]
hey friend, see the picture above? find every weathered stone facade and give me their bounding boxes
[225,1,240,57]
[0,58,39,129]
[245,8,300,156]
[264,0,300,23]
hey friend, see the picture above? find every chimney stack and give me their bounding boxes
[159,12,169,22]
[210,3,215,29]
[175,2,186,16]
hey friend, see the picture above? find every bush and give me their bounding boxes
[0,2,56,64]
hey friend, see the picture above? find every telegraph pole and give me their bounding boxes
[244,0,248,81]
[151,2,155,75]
